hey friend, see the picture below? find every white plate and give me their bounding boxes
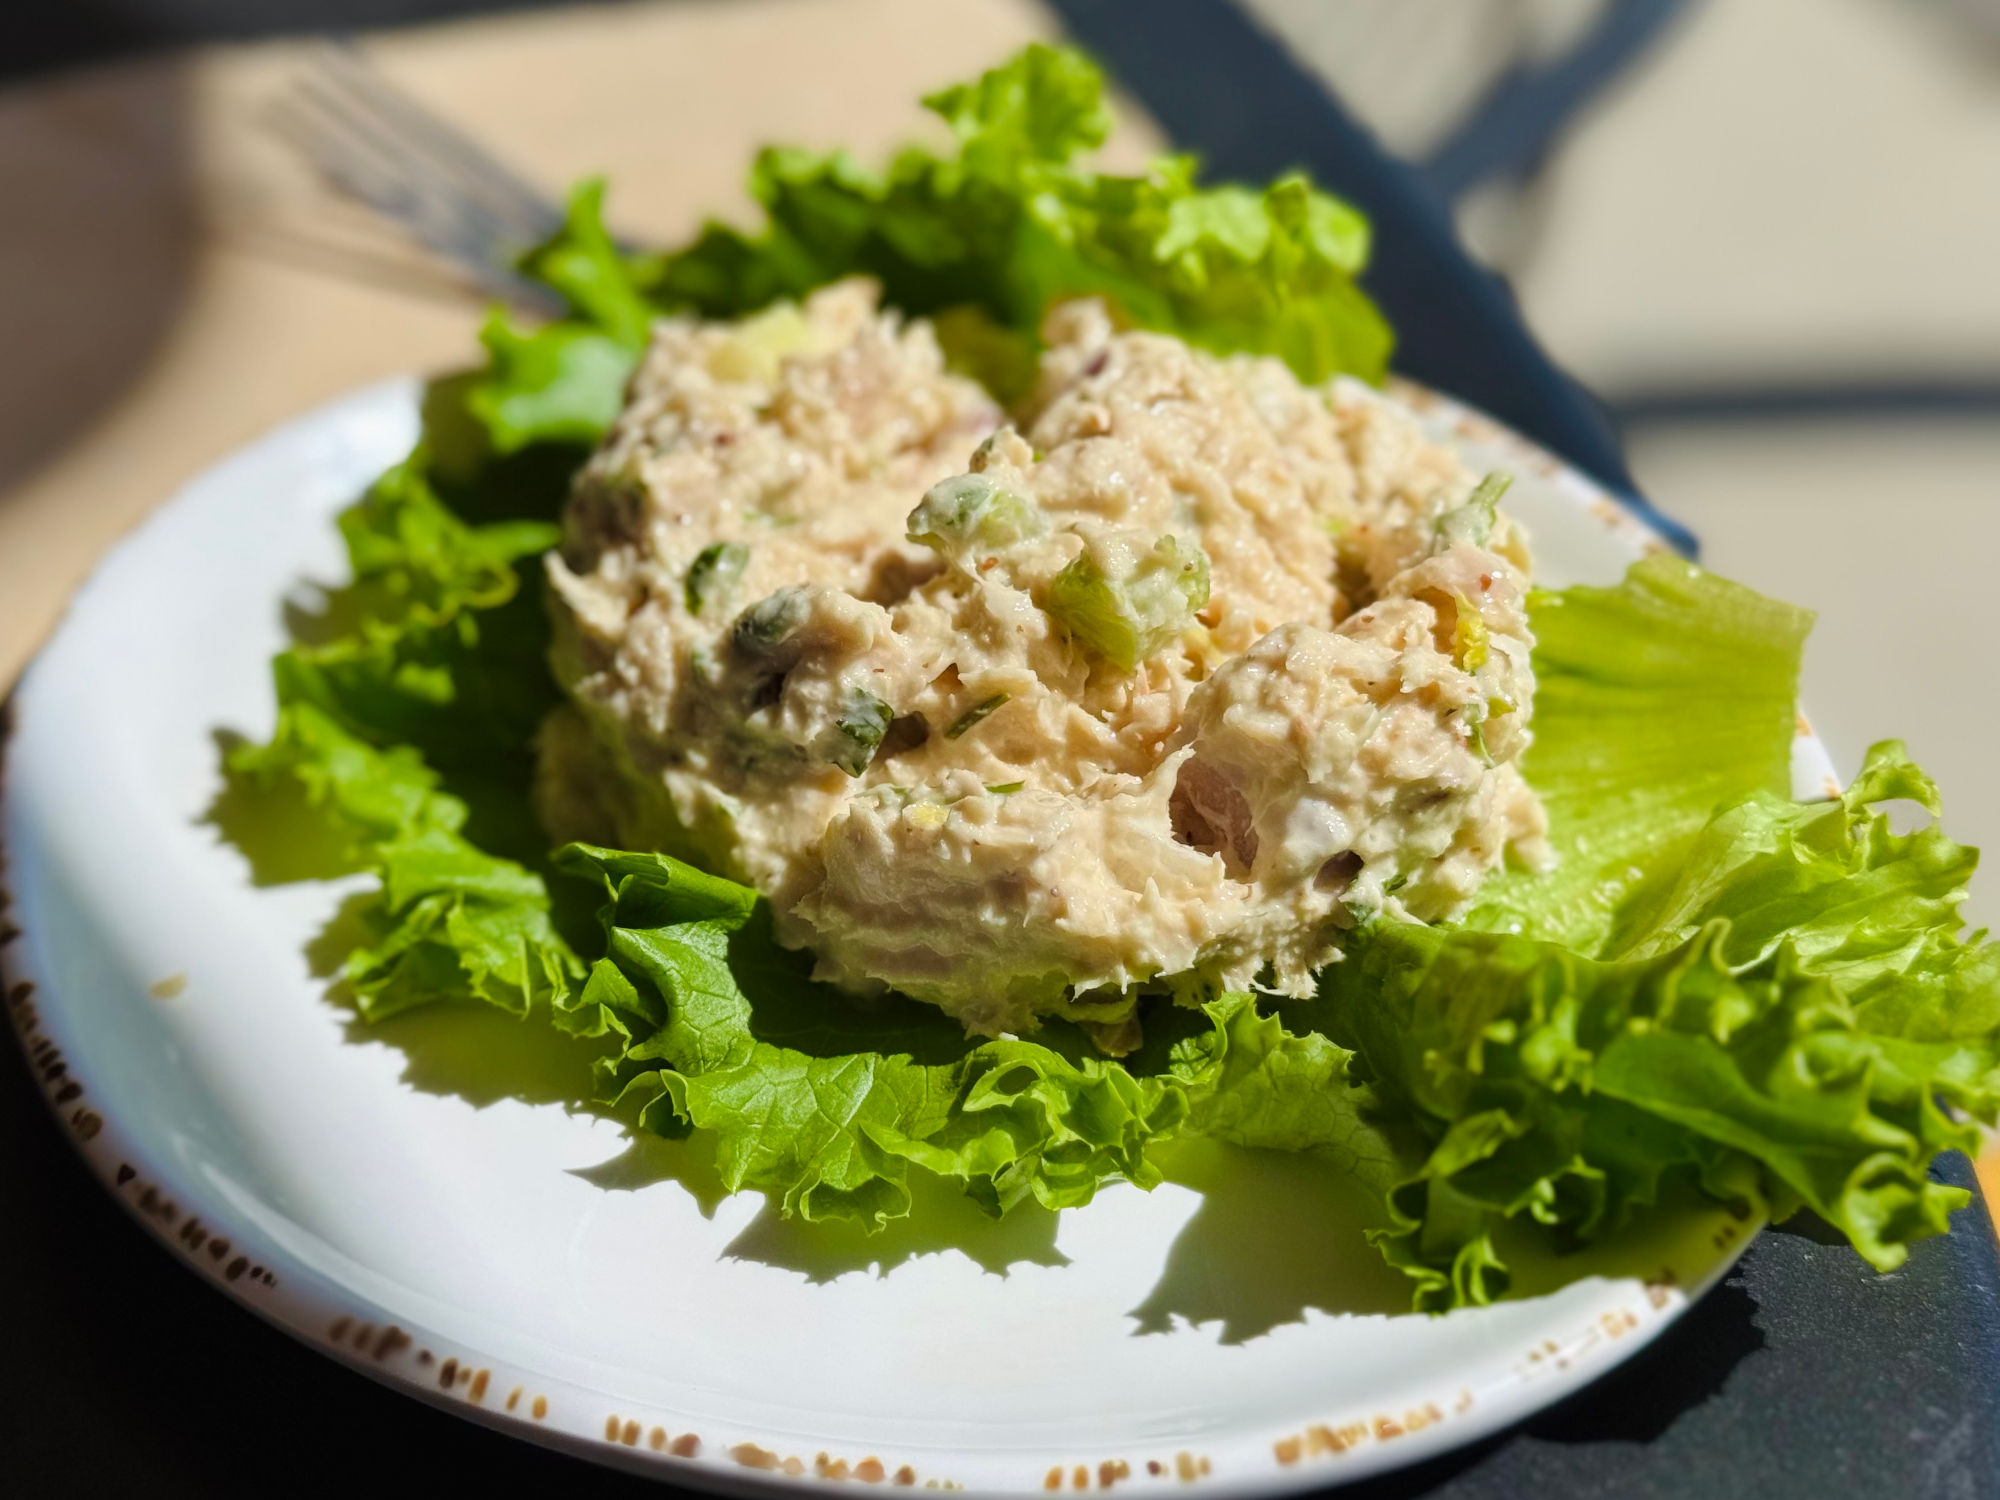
[0,377,1834,1495]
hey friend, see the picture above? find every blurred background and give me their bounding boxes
[0,0,1995,880]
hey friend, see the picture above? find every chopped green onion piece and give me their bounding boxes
[685,541,750,615]
[828,691,893,776]
[1456,698,1495,766]
[985,781,1024,795]
[733,586,809,654]
[1437,471,1511,550]
[1466,715,1492,766]
[946,692,1010,738]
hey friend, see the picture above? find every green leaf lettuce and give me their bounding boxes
[464,41,1393,449]
[552,844,1226,1224]
[1299,574,2000,1306]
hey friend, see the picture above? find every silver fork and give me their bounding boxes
[267,39,569,315]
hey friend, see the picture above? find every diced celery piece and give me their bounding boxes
[1460,702,1494,766]
[1044,532,1211,672]
[1451,593,1489,671]
[907,473,1042,555]
[685,541,750,615]
[705,301,810,383]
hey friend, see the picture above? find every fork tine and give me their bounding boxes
[269,44,568,313]
[270,83,564,312]
[306,40,565,241]
[274,84,489,251]
[289,65,543,256]
[285,70,522,245]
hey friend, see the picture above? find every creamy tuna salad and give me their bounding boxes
[536,280,1547,1050]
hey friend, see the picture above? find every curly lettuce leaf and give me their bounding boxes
[535,842,1434,1239]
[517,177,658,346]
[464,180,654,455]
[1311,734,2000,1309]
[1154,996,1395,1165]
[1316,920,1983,1309]
[226,446,583,1018]
[1295,562,1997,1308]
[228,703,582,1019]
[536,848,1440,1248]
[264,455,560,777]
[1469,553,1814,953]
[549,844,1247,1223]
[1611,740,2000,1122]
[448,45,1391,463]
[648,43,1392,388]
[470,314,640,454]
[1613,745,1982,973]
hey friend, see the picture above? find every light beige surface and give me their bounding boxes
[1248,0,1606,159]
[1508,0,2000,389]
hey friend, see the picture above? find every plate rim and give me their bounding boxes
[0,373,1770,1497]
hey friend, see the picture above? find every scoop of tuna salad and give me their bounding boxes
[537,278,1547,1050]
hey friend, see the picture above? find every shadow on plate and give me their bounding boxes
[205,729,372,887]
[292,926,1432,1323]
[723,1173,1069,1282]
[1129,1136,1415,1337]
[343,987,613,1112]
[330,977,1073,1280]
[261,905,1443,1323]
